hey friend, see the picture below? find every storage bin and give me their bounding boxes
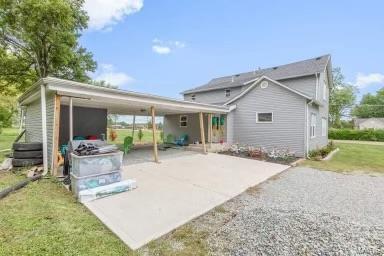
[71,171,122,196]
[78,179,137,203]
[71,151,123,177]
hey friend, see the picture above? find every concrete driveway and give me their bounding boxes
[84,152,289,249]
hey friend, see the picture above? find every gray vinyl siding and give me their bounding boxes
[183,86,244,104]
[231,79,306,157]
[226,111,235,144]
[279,75,317,98]
[308,73,329,151]
[25,99,42,143]
[308,104,328,150]
[25,91,55,169]
[163,113,208,143]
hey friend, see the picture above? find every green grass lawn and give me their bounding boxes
[302,142,384,173]
[0,128,20,162]
[0,172,133,256]
[0,128,19,150]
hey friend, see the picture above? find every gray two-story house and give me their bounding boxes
[164,55,332,157]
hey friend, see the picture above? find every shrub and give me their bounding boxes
[328,128,384,142]
[308,141,336,160]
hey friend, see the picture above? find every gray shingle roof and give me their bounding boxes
[182,55,331,94]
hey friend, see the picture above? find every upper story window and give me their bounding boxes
[256,112,273,123]
[180,115,188,127]
[191,94,196,101]
[310,113,317,138]
[323,81,327,101]
[225,89,231,97]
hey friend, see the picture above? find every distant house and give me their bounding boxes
[354,118,384,130]
[174,55,333,157]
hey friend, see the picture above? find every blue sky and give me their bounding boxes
[81,0,384,101]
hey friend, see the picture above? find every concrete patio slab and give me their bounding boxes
[84,152,289,249]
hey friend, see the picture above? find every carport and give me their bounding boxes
[18,77,232,175]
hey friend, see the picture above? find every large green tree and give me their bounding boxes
[329,67,357,127]
[352,88,384,118]
[0,0,96,95]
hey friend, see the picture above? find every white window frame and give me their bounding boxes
[225,89,231,97]
[323,81,327,101]
[256,112,273,123]
[179,115,188,127]
[191,94,196,101]
[321,118,327,136]
[310,113,317,138]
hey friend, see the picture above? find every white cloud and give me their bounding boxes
[152,38,186,55]
[94,64,134,87]
[152,45,171,55]
[84,0,143,30]
[354,73,384,88]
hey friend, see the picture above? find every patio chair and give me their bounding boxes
[123,136,133,154]
[165,134,174,144]
[175,134,189,146]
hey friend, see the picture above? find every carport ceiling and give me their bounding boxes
[60,96,203,116]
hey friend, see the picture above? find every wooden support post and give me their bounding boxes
[52,95,61,176]
[151,106,159,163]
[199,112,207,154]
[132,115,136,139]
[69,97,73,141]
[207,113,212,148]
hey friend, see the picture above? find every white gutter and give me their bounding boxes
[305,100,314,157]
[40,84,48,175]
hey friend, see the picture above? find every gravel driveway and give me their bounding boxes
[192,167,384,255]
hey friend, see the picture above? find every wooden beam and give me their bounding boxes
[207,113,212,147]
[199,112,207,154]
[69,97,73,141]
[151,106,159,163]
[52,94,61,176]
[132,115,136,139]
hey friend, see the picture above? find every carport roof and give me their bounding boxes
[19,77,231,115]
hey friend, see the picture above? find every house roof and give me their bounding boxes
[18,77,231,115]
[182,55,331,94]
[354,118,384,126]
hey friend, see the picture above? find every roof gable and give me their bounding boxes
[224,76,312,105]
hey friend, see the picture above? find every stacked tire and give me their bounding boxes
[12,142,43,167]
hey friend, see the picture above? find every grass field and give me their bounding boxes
[302,142,384,173]
[108,128,162,146]
[0,128,20,162]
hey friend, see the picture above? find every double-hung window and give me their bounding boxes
[321,118,327,136]
[323,82,327,101]
[180,115,188,127]
[256,112,273,123]
[225,89,231,97]
[310,113,317,138]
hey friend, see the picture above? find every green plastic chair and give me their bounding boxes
[123,136,133,154]
[165,134,174,144]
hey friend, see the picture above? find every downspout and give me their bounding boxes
[305,99,314,157]
[40,83,48,175]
